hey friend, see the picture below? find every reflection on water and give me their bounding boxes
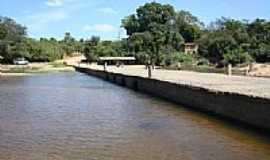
[0,72,270,160]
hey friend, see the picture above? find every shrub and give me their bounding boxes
[197,58,210,66]
[162,52,194,66]
[175,52,194,65]
[223,48,253,66]
[250,43,270,63]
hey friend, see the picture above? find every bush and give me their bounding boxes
[223,48,253,66]
[84,51,98,62]
[162,52,194,66]
[197,58,210,66]
[135,51,150,64]
[250,43,270,63]
[174,52,194,65]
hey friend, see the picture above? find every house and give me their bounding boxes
[184,43,199,54]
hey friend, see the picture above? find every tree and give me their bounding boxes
[223,48,253,66]
[63,32,74,43]
[247,19,269,43]
[20,37,65,62]
[90,36,100,46]
[60,32,77,56]
[247,19,270,62]
[175,11,203,42]
[122,2,184,65]
[121,2,207,65]
[250,43,270,62]
[2,4,270,66]
[198,18,254,66]
[83,36,99,62]
[197,29,238,66]
[0,16,27,62]
[0,24,7,40]
[0,17,26,42]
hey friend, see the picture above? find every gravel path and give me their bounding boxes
[80,64,270,99]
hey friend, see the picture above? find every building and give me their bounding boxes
[184,43,199,54]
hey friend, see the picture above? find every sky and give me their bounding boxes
[1,0,270,40]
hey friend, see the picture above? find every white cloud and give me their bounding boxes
[97,7,118,15]
[45,0,78,7]
[45,0,64,7]
[83,24,117,32]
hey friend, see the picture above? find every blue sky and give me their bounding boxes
[1,0,269,40]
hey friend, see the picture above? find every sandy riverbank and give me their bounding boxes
[0,56,84,76]
[0,62,74,76]
[0,72,30,76]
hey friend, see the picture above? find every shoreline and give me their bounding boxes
[0,72,31,76]
[0,63,75,77]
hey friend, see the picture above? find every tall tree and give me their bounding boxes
[175,11,203,42]
[0,16,27,62]
[61,32,76,56]
[197,18,255,66]
[122,2,184,64]
[247,19,270,62]
[0,24,7,40]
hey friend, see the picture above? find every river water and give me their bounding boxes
[0,72,270,160]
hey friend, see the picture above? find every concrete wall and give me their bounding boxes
[75,67,270,131]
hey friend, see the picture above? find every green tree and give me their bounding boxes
[122,2,184,65]
[0,16,27,62]
[60,32,76,56]
[198,18,253,66]
[247,19,270,62]
[198,29,237,65]
[0,24,7,40]
[121,2,204,65]
[83,36,101,62]
[223,48,253,66]
[175,11,203,42]
[250,43,270,62]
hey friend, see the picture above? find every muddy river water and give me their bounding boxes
[0,72,270,160]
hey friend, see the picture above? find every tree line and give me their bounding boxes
[121,2,270,67]
[1,2,270,67]
[86,2,270,67]
[0,17,83,63]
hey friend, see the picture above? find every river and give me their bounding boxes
[0,72,270,160]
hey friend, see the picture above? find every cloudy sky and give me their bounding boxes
[1,0,269,40]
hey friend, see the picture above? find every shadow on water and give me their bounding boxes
[131,83,270,139]
[90,71,270,140]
